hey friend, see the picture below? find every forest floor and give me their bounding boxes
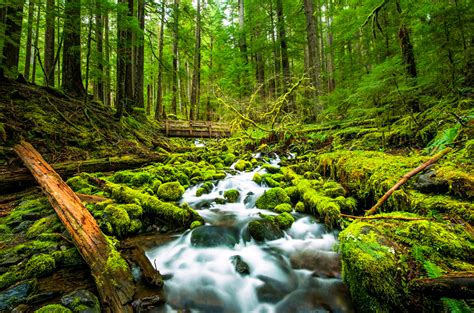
[0,78,473,312]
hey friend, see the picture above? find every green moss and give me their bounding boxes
[67,174,97,194]
[275,212,295,229]
[35,304,73,313]
[0,271,18,289]
[261,174,281,187]
[274,203,292,213]
[322,181,346,197]
[130,172,153,187]
[23,253,56,278]
[156,181,185,202]
[26,215,61,239]
[284,186,300,203]
[190,221,203,229]
[253,173,263,184]
[196,181,214,196]
[103,204,131,237]
[234,159,252,171]
[262,164,281,174]
[411,192,474,223]
[295,201,305,213]
[52,248,83,267]
[256,187,291,211]
[151,179,162,194]
[224,189,240,203]
[105,182,202,227]
[223,153,236,166]
[7,198,52,224]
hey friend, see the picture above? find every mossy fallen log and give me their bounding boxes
[0,154,166,194]
[411,272,474,299]
[13,140,135,312]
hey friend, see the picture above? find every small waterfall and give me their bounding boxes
[146,160,354,312]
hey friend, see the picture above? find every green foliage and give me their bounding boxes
[255,187,291,211]
[275,212,295,229]
[156,181,185,202]
[23,254,56,278]
[35,304,73,313]
[223,189,240,203]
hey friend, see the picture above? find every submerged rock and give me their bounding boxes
[190,225,239,247]
[290,250,341,278]
[0,280,36,311]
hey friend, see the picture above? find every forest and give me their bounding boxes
[0,0,473,312]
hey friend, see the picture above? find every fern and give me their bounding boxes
[442,298,472,313]
[422,260,443,278]
[425,123,460,153]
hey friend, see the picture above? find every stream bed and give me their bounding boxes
[146,158,355,312]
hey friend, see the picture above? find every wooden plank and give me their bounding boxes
[159,120,231,138]
[13,141,135,312]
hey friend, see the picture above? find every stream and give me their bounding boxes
[146,157,354,312]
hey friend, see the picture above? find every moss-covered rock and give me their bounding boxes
[156,181,185,201]
[247,219,284,242]
[23,253,56,278]
[234,159,252,171]
[274,203,292,213]
[103,204,131,237]
[256,187,291,211]
[35,304,73,313]
[61,289,100,313]
[26,215,61,239]
[295,201,305,213]
[275,212,295,229]
[190,221,203,229]
[224,189,240,203]
[196,181,214,196]
[262,164,281,174]
[223,153,236,166]
[253,173,262,184]
[322,181,346,198]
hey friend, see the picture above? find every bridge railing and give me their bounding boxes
[160,120,231,138]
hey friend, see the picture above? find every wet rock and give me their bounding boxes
[132,295,165,312]
[190,225,239,247]
[256,275,294,303]
[247,219,284,242]
[290,250,341,278]
[224,189,240,203]
[230,255,250,275]
[26,291,59,304]
[0,254,23,267]
[61,289,100,313]
[167,287,230,313]
[21,212,43,221]
[0,279,36,311]
[11,304,30,312]
[414,169,449,194]
[243,192,255,206]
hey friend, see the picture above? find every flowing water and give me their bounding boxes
[146,157,354,313]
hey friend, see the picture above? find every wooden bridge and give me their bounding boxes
[160,120,231,138]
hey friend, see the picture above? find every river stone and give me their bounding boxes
[190,225,239,247]
[230,255,250,275]
[290,250,341,278]
[247,219,284,242]
[0,279,36,311]
[132,295,165,312]
[413,168,449,194]
[256,275,294,303]
[61,289,100,313]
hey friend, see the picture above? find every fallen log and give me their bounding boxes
[410,272,474,299]
[0,154,166,194]
[14,141,135,312]
[366,148,451,216]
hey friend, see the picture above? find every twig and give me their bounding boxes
[340,213,432,221]
[45,96,83,132]
[366,148,452,215]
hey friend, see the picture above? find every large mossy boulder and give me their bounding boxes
[338,212,474,312]
[255,187,291,211]
[23,253,56,278]
[247,219,284,242]
[234,159,252,171]
[156,181,185,201]
[224,189,240,203]
[61,289,100,313]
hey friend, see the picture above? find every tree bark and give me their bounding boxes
[155,0,165,120]
[2,0,24,78]
[171,0,180,116]
[62,0,85,96]
[366,148,451,215]
[276,0,292,110]
[134,0,145,110]
[24,0,35,80]
[189,0,201,120]
[44,0,55,86]
[95,0,104,102]
[31,0,41,83]
[104,12,111,107]
[303,0,321,99]
[14,141,135,312]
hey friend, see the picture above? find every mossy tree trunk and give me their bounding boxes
[14,141,135,312]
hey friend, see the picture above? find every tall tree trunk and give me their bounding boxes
[3,0,24,78]
[104,12,110,107]
[303,0,321,99]
[238,0,248,63]
[325,0,335,92]
[276,0,292,110]
[269,2,280,97]
[31,1,41,83]
[95,0,104,102]
[155,0,165,120]
[134,0,145,110]
[62,0,85,96]
[189,0,201,120]
[171,0,180,116]
[44,0,55,86]
[84,6,93,98]
[115,0,133,119]
[56,11,61,86]
[24,0,35,80]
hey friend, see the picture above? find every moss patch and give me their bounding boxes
[255,187,291,211]
[156,181,185,202]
